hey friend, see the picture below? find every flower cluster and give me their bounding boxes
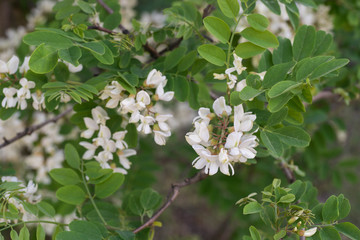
[100,69,174,145]
[0,176,41,221]
[214,53,247,89]
[80,106,136,174]
[186,97,258,176]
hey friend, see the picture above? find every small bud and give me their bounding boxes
[304,227,317,237]
[208,113,216,120]
[227,126,235,133]
[210,138,218,146]
[297,230,304,236]
[153,94,159,101]
[153,124,160,131]
[288,216,299,224]
[207,125,213,133]
[296,221,302,227]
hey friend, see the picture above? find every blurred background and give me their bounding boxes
[0,0,359,239]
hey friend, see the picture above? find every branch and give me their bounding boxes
[202,4,216,19]
[279,162,296,184]
[88,25,115,35]
[97,0,113,14]
[0,108,73,149]
[133,170,208,234]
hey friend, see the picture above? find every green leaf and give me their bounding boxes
[258,49,273,72]
[247,14,269,32]
[104,13,122,30]
[56,185,86,205]
[238,86,263,101]
[235,42,266,59]
[95,173,125,198]
[23,31,73,49]
[56,231,89,240]
[36,224,45,240]
[272,37,293,64]
[10,230,19,240]
[335,222,360,240]
[178,50,197,72]
[164,46,186,70]
[69,221,103,240]
[260,0,281,15]
[49,168,81,185]
[19,226,30,240]
[174,75,189,102]
[58,46,82,66]
[230,91,243,106]
[273,126,310,147]
[320,227,341,240]
[293,25,316,61]
[77,0,94,14]
[64,143,80,169]
[267,107,288,126]
[260,130,283,157]
[249,226,261,240]
[295,56,334,81]
[296,0,317,8]
[197,44,226,66]
[90,42,114,65]
[37,201,56,218]
[337,195,351,220]
[273,230,286,240]
[309,59,349,80]
[140,188,162,211]
[241,27,279,49]
[263,61,295,88]
[278,194,295,203]
[286,5,299,29]
[322,195,339,223]
[203,16,230,43]
[285,108,304,125]
[217,0,240,18]
[312,30,333,56]
[243,202,262,215]
[124,124,138,148]
[79,42,105,55]
[29,44,58,74]
[267,92,293,113]
[268,81,302,98]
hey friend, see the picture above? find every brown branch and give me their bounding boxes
[133,170,208,234]
[88,25,115,35]
[280,162,296,184]
[202,4,216,19]
[97,0,113,14]
[0,108,73,149]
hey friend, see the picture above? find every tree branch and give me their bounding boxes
[88,25,115,35]
[133,170,208,234]
[0,108,73,149]
[97,0,113,14]
[279,162,296,184]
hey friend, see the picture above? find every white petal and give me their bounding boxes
[7,56,19,74]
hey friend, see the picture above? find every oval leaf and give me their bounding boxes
[241,27,279,49]
[29,44,58,74]
[203,16,231,43]
[56,185,86,205]
[197,44,226,66]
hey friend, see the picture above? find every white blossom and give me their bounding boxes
[192,145,219,175]
[19,56,30,74]
[213,96,232,117]
[81,117,99,139]
[136,90,151,110]
[79,141,98,160]
[304,227,317,237]
[137,115,155,134]
[113,130,128,150]
[234,104,256,132]
[0,55,19,74]
[144,69,166,87]
[118,149,136,169]
[2,87,18,108]
[92,106,109,125]
[32,92,45,111]
[154,130,171,145]
[218,148,234,176]
[156,84,174,101]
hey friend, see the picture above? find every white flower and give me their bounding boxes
[92,106,109,125]
[145,69,166,87]
[236,134,258,163]
[137,115,155,134]
[193,108,211,124]
[304,227,317,237]
[17,78,35,99]
[60,92,71,103]
[155,114,172,132]
[225,68,238,89]
[213,96,232,117]
[224,131,243,156]
[2,87,17,108]
[232,53,246,75]
[136,90,151,110]
[23,180,41,203]
[32,92,45,111]
[218,148,234,176]
[81,117,99,139]
[79,141,98,160]
[19,56,30,74]
[185,121,210,145]
[0,55,19,74]
[101,81,125,108]
[113,130,128,150]
[118,149,136,169]
[95,152,112,168]
[154,130,171,145]
[235,79,247,92]
[156,84,174,101]
[234,104,256,132]
[192,145,219,175]
[94,125,112,147]
[66,62,83,73]
[213,73,227,80]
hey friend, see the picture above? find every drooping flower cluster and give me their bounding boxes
[186,97,258,176]
[0,176,41,221]
[80,106,136,174]
[100,69,174,145]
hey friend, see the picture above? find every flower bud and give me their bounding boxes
[297,229,304,236]
[288,216,299,224]
[207,125,213,133]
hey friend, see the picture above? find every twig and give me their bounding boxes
[133,170,208,234]
[202,4,216,19]
[279,162,295,184]
[97,0,113,14]
[0,108,72,149]
[88,25,115,35]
